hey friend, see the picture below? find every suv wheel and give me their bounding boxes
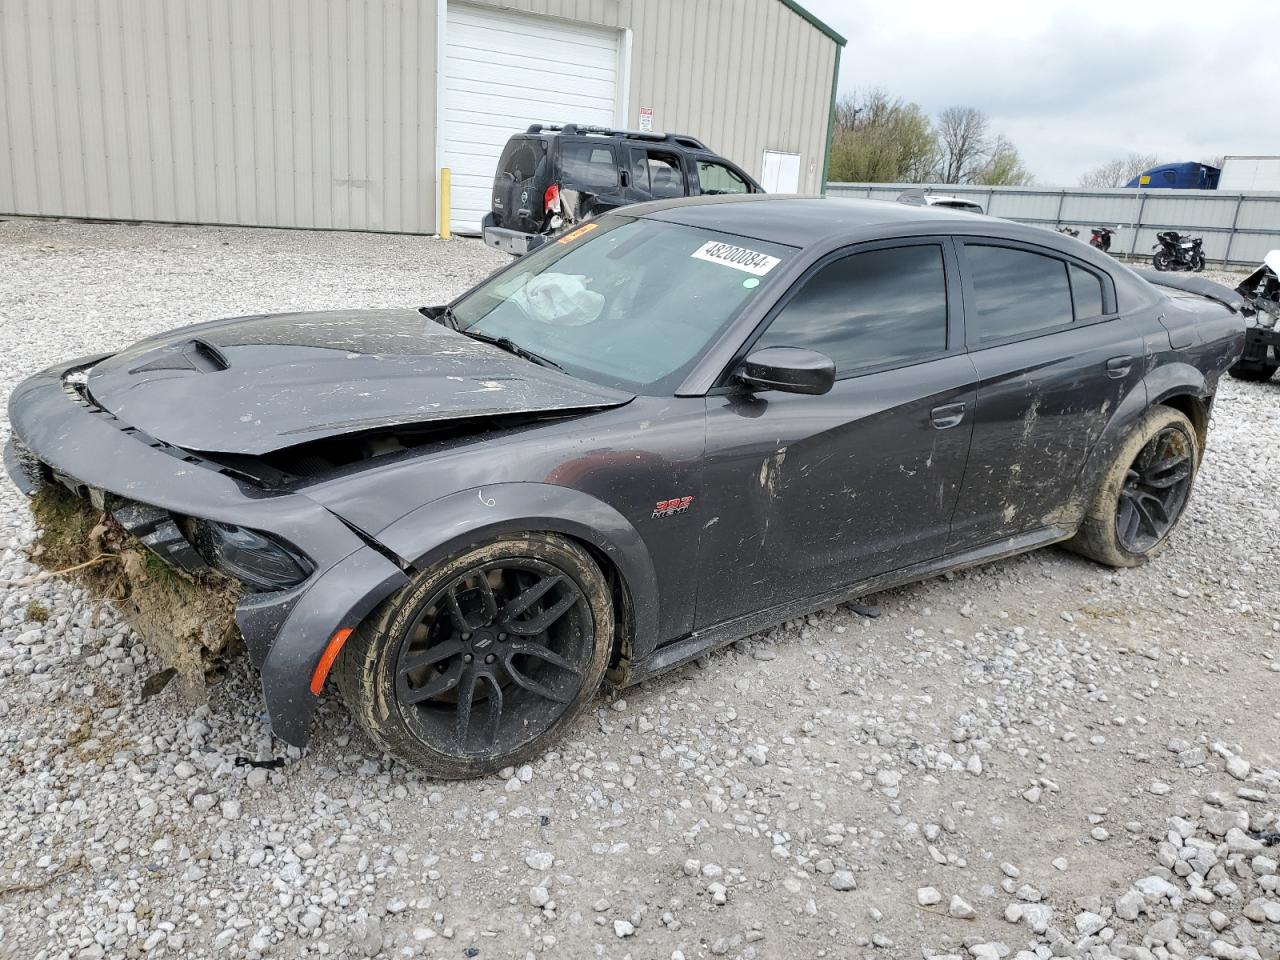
[1067,408,1199,567]
[337,534,613,777]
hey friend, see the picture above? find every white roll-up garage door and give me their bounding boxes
[442,4,623,233]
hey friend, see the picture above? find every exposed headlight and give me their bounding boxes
[188,520,313,592]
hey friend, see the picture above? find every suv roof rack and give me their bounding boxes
[525,123,708,151]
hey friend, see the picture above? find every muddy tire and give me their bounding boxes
[1066,408,1199,568]
[335,533,613,778]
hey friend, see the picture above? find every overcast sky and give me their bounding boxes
[801,0,1280,186]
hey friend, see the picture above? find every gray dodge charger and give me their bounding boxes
[4,196,1246,776]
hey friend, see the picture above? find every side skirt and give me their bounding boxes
[616,525,1071,687]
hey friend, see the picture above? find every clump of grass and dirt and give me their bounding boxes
[28,484,241,695]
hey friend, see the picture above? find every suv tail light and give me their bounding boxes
[544,183,561,214]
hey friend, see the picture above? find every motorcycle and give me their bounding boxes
[1152,230,1205,272]
[1057,226,1079,237]
[1089,226,1115,252]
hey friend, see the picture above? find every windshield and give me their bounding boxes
[451,217,794,393]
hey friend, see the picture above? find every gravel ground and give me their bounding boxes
[1,219,1278,960]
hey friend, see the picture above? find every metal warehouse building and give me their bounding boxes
[0,0,844,235]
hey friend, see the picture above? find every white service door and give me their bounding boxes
[442,5,622,233]
[761,151,802,193]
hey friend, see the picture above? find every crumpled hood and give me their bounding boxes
[85,309,632,455]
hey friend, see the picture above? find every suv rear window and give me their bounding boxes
[498,138,548,182]
[561,142,618,191]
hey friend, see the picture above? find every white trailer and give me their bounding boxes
[1218,156,1280,191]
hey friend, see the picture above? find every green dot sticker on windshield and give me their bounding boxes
[742,277,760,289]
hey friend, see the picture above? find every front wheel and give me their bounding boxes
[1153,251,1172,271]
[1190,253,1205,272]
[335,533,613,777]
[1066,408,1199,567]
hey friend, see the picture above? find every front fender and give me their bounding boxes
[251,546,409,746]
[376,482,661,663]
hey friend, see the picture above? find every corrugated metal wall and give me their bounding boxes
[463,0,840,194]
[630,0,836,193]
[0,0,837,232]
[0,0,438,232]
[827,183,1280,268]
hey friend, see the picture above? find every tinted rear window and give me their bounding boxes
[561,142,618,191]
[966,245,1073,343]
[497,138,548,182]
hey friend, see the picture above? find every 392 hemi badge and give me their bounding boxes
[652,496,693,519]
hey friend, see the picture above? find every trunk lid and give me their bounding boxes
[84,309,632,456]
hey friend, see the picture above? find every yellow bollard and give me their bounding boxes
[439,168,452,240]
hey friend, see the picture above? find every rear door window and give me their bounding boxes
[755,244,949,375]
[964,244,1074,343]
[630,150,686,198]
[560,142,618,191]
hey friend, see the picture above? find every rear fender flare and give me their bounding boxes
[1145,362,1213,451]
[1072,364,1208,526]
[376,482,660,662]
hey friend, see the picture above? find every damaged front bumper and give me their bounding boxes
[4,358,409,745]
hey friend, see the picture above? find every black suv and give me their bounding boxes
[481,123,764,256]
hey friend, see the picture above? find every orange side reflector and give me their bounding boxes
[310,627,354,695]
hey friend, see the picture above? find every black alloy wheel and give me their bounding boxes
[394,560,591,756]
[1115,426,1193,554]
[336,533,613,777]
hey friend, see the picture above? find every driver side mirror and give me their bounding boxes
[735,347,835,396]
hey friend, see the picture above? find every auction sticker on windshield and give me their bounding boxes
[691,241,781,276]
[557,223,599,245]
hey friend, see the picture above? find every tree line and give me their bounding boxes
[827,90,1034,186]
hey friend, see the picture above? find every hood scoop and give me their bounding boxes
[128,337,231,375]
[86,308,632,456]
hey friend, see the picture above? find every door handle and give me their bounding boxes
[1106,355,1133,378]
[930,401,967,430]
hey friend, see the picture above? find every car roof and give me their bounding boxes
[624,194,1155,303]
[630,194,1000,247]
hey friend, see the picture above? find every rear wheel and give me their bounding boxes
[336,534,613,777]
[1067,408,1199,567]
[1153,251,1173,271]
